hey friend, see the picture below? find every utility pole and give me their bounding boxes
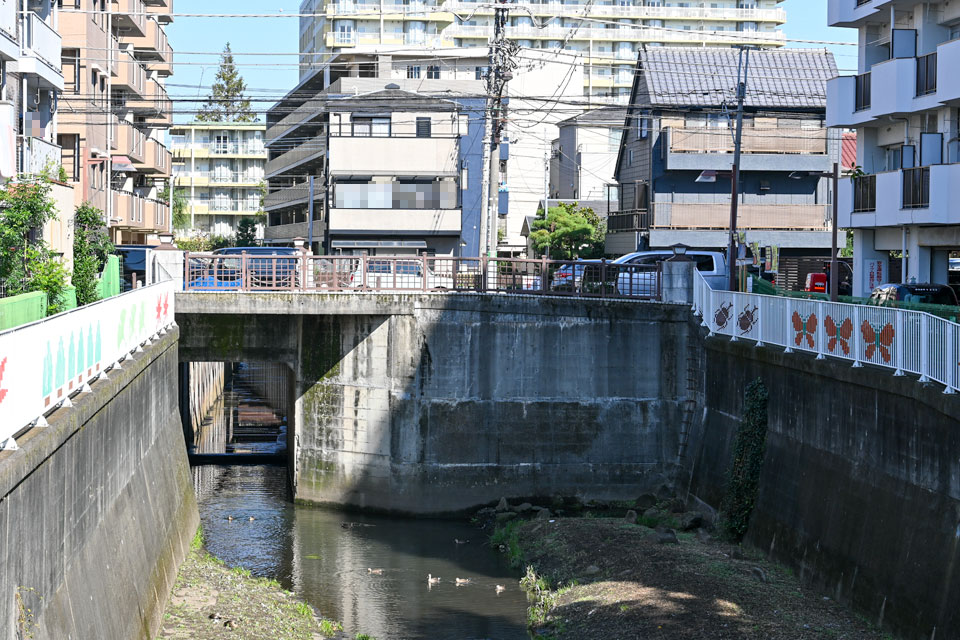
[306,175,315,253]
[543,142,550,217]
[484,0,517,257]
[727,47,751,292]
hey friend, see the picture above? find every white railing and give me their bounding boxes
[20,11,61,71]
[693,271,959,394]
[19,136,60,175]
[0,281,178,450]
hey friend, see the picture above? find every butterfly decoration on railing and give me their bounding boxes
[862,321,895,363]
[792,311,817,348]
[825,316,853,355]
[0,356,7,404]
[737,305,759,334]
[714,302,734,330]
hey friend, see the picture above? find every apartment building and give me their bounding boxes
[0,0,63,179]
[608,47,838,256]
[171,123,266,238]
[299,0,786,104]
[57,0,174,246]
[828,1,960,295]
[267,47,578,254]
[265,82,491,256]
[550,107,626,202]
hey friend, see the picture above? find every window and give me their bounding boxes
[352,116,391,136]
[426,65,440,79]
[475,66,488,80]
[416,117,432,138]
[407,65,421,79]
[628,149,635,166]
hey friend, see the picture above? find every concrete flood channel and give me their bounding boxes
[186,363,529,639]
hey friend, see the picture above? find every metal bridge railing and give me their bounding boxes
[693,270,959,394]
[182,254,662,301]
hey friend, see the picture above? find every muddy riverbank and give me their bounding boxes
[499,516,893,640]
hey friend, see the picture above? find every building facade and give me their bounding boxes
[267,48,577,254]
[298,0,787,103]
[171,123,267,238]
[57,0,174,245]
[0,0,62,180]
[828,0,960,295]
[607,47,838,257]
[550,107,625,203]
[265,82,489,256]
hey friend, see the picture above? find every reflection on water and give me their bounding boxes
[190,363,529,639]
[196,466,530,639]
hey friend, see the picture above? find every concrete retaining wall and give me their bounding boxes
[686,328,960,640]
[0,329,198,640]
[291,295,692,514]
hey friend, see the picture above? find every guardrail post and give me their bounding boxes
[852,304,863,368]
[541,256,548,293]
[600,259,607,298]
[784,298,793,353]
[241,251,248,291]
[815,301,825,359]
[893,310,905,376]
[755,296,764,348]
[362,255,368,289]
[481,256,488,292]
[918,314,930,382]
[422,255,428,291]
[301,252,308,291]
[946,324,956,394]
[706,288,715,336]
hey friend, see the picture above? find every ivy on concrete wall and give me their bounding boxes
[721,378,769,542]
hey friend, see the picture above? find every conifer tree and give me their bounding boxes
[196,43,256,122]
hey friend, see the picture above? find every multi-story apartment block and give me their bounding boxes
[550,107,626,202]
[299,0,787,103]
[57,0,174,245]
[266,81,492,256]
[608,47,838,256]
[171,123,267,238]
[828,0,960,295]
[0,0,63,179]
[267,47,577,254]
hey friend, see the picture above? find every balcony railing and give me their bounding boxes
[854,72,871,111]
[19,137,61,175]
[607,210,650,232]
[853,174,877,213]
[20,12,61,72]
[651,203,830,230]
[916,52,937,97]
[902,166,930,209]
[668,127,828,155]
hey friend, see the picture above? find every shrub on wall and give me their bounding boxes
[720,378,770,542]
[73,203,114,306]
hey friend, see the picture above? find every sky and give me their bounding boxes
[165,0,860,124]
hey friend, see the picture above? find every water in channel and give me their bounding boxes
[190,363,529,639]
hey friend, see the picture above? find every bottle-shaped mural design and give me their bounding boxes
[68,333,76,385]
[43,341,53,397]
[55,337,66,391]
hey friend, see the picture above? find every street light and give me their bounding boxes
[789,162,840,301]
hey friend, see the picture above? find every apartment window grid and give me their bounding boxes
[407,65,421,79]
[426,65,440,79]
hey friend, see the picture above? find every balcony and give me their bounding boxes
[116,121,146,162]
[0,0,18,61]
[115,48,146,95]
[133,138,169,174]
[265,139,327,179]
[839,165,960,229]
[113,191,167,231]
[828,0,883,28]
[19,137,61,176]
[191,198,261,214]
[662,127,830,172]
[328,209,461,234]
[264,183,318,212]
[650,203,830,231]
[607,210,649,232]
[124,77,171,120]
[328,136,458,176]
[144,0,173,24]
[209,170,264,185]
[126,17,171,66]
[852,175,876,213]
[19,12,63,90]
[442,1,786,23]
[113,0,147,37]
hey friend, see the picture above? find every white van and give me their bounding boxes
[612,250,728,293]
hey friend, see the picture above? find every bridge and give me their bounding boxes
[0,257,958,639]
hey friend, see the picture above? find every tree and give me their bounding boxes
[159,185,189,230]
[235,217,259,247]
[196,43,256,123]
[73,203,114,306]
[529,202,606,260]
[0,177,69,314]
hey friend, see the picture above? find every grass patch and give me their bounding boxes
[319,618,343,636]
[190,524,204,551]
[230,565,252,578]
[489,519,525,568]
[355,634,376,640]
[295,601,312,618]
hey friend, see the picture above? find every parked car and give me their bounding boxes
[612,250,728,294]
[549,260,601,291]
[348,259,454,289]
[869,283,959,307]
